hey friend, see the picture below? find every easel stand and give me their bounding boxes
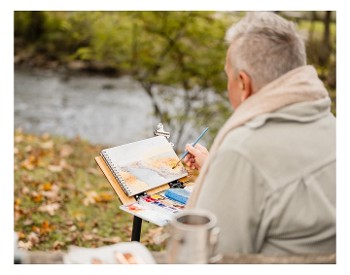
[95,123,192,242]
[131,216,143,242]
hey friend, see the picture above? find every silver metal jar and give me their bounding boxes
[165,209,221,264]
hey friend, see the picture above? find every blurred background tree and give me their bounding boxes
[14,11,336,147]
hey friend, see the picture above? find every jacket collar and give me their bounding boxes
[245,97,332,129]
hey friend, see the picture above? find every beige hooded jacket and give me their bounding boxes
[190,66,336,255]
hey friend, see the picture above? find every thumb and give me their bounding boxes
[186,144,199,155]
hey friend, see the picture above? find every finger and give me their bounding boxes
[186,144,199,156]
[194,143,207,151]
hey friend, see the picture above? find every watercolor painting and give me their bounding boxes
[101,136,188,196]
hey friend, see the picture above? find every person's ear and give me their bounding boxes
[239,71,252,102]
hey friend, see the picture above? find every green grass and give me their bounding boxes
[14,129,165,252]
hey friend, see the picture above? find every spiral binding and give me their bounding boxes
[101,150,132,196]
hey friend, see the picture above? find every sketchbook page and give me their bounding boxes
[101,136,188,197]
[63,241,156,264]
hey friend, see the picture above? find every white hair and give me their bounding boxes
[225,12,307,92]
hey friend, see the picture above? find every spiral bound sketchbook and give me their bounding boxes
[100,136,188,197]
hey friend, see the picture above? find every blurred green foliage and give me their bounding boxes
[14,11,336,145]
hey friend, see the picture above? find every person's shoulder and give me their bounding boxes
[218,118,285,161]
[220,125,256,153]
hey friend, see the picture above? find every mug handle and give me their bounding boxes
[209,227,222,263]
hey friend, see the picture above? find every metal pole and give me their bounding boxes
[131,216,143,242]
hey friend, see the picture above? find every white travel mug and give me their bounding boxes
[165,209,221,264]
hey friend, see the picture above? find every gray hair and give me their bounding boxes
[225,12,307,92]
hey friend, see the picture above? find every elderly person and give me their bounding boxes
[184,12,336,255]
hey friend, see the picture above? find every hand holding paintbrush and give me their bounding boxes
[172,127,209,169]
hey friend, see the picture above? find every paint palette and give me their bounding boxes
[120,191,187,226]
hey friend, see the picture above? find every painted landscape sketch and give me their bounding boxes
[101,136,188,196]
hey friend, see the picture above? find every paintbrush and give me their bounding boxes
[172,127,209,169]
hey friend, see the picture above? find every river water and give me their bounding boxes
[14,68,158,146]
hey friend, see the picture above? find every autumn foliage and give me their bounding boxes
[14,129,164,251]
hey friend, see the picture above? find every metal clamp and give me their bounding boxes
[153,123,174,147]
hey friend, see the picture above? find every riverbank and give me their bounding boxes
[14,35,122,78]
[14,67,157,147]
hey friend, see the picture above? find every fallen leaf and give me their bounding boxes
[59,159,74,172]
[65,232,78,243]
[53,241,65,250]
[83,191,98,206]
[15,198,21,206]
[40,220,54,235]
[41,182,52,191]
[77,221,85,229]
[41,184,60,199]
[23,219,33,226]
[31,192,43,203]
[32,226,40,234]
[48,165,63,173]
[71,212,85,222]
[25,145,33,152]
[28,232,40,245]
[21,186,30,194]
[21,155,38,170]
[60,144,73,157]
[38,202,60,216]
[82,233,95,241]
[95,192,114,203]
[69,225,77,232]
[101,236,121,244]
[40,140,54,149]
[18,240,32,250]
[65,220,74,226]
[17,231,26,240]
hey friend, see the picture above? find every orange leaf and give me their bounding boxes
[98,192,114,202]
[21,155,38,170]
[40,220,54,234]
[32,193,43,203]
[15,198,21,206]
[17,231,26,240]
[42,182,52,191]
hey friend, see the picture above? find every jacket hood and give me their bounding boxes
[245,97,332,129]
